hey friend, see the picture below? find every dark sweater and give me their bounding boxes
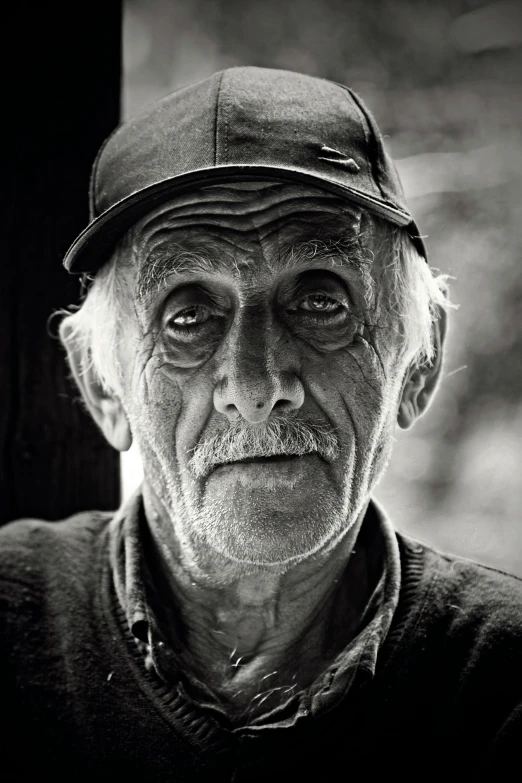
[1,508,521,782]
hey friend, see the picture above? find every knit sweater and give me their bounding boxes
[1,505,521,782]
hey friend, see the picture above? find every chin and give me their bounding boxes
[190,480,350,566]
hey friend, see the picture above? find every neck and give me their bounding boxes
[142,488,373,724]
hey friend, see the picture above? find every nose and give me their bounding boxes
[213,309,304,424]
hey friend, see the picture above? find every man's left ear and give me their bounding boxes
[397,308,448,430]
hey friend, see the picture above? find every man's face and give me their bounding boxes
[117,182,408,567]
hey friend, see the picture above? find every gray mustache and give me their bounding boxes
[189,417,340,478]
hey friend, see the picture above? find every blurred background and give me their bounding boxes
[120,0,522,575]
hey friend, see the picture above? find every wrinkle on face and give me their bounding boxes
[113,180,407,574]
[129,184,367,312]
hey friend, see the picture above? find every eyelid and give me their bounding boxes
[171,303,210,321]
[160,284,229,320]
[303,290,348,305]
[285,269,351,301]
[292,287,351,313]
[299,293,345,310]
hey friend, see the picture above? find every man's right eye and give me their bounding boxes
[167,305,212,328]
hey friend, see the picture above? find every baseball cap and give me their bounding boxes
[63,66,426,274]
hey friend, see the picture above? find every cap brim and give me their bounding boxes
[64,164,425,273]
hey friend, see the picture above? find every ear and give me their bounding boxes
[59,319,132,452]
[397,307,448,430]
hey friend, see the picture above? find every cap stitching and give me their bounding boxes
[90,127,121,218]
[214,70,226,168]
[340,86,387,203]
[223,82,230,165]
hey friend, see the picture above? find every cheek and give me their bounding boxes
[127,347,216,465]
[155,334,222,369]
[305,337,399,439]
[125,355,182,451]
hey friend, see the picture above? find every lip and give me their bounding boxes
[216,455,301,467]
[209,452,322,485]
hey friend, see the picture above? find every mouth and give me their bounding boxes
[205,452,325,486]
[216,454,302,468]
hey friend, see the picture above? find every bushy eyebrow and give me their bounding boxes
[285,233,371,273]
[135,227,372,307]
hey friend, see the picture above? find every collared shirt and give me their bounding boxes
[109,488,401,730]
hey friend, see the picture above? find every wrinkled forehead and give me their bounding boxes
[126,180,364,264]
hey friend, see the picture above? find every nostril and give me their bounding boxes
[272,399,292,413]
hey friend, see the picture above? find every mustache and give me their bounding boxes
[188,417,340,478]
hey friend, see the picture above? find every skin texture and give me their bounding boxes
[62,181,446,724]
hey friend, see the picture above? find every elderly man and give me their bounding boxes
[1,67,521,781]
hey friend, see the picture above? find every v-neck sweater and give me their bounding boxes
[1,502,521,782]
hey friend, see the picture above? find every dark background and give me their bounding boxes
[1,4,122,524]
[121,0,522,575]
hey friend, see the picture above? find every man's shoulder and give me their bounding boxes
[0,510,114,597]
[0,509,114,550]
[397,530,522,643]
[411,532,521,597]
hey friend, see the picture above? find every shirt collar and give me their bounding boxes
[110,488,401,724]
[110,487,151,643]
[306,496,401,717]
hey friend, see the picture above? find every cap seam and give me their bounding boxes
[223,80,230,165]
[90,127,121,218]
[214,70,226,168]
[341,86,387,203]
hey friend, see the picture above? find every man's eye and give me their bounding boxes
[168,305,211,328]
[298,294,344,314]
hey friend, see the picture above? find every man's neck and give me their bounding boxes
[142,492,373,725]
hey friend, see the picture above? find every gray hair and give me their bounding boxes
[60,221,452,398]
[373,218,452,366]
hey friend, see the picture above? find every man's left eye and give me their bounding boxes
[298,294,344,314]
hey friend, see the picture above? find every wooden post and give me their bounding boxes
[0,4,123,523]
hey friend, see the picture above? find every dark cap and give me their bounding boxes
[63,66,425,274]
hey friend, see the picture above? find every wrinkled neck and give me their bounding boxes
[142,487,373,721]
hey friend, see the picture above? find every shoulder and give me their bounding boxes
[400,532,522,624]
[0,511,113,602]
[395,532,522,677]
[379,534,522,764]
[0,510,115,676]
[0,509,113,556]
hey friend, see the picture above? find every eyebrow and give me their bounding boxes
[135,227,371,307]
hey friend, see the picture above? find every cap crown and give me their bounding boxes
[65,66,421,273]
